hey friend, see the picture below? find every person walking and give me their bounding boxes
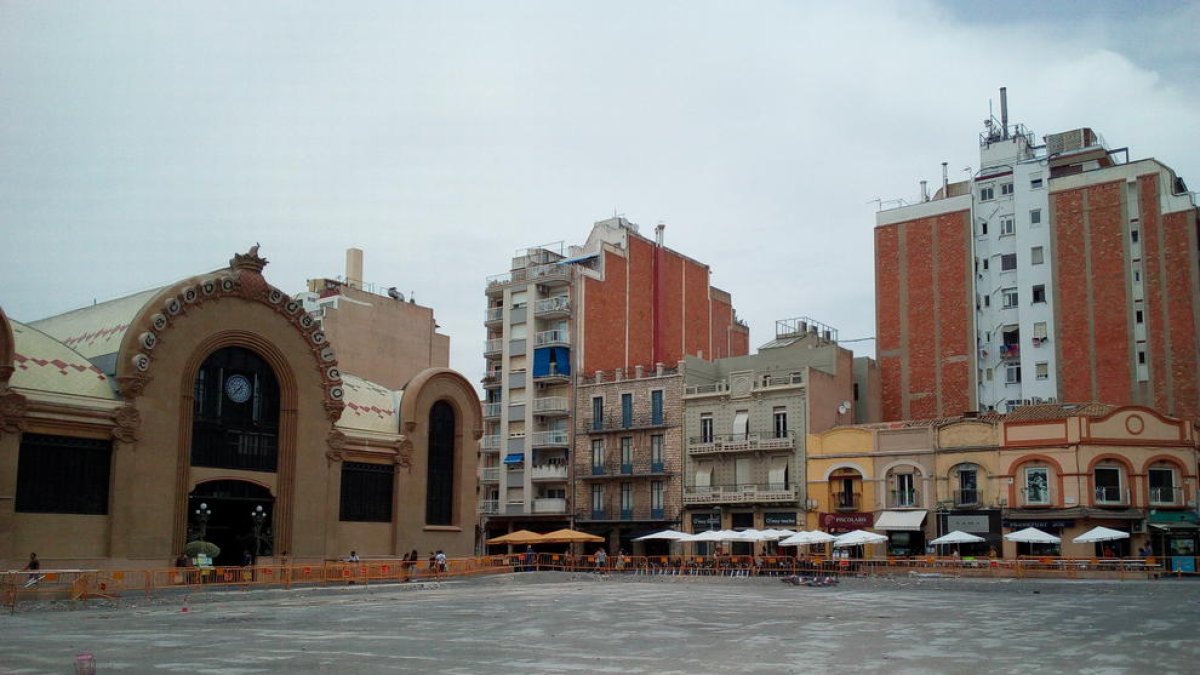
[594,547,607,572]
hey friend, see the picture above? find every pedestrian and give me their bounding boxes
[22,552,43,588]
[242,550,254,567]
[595,547,607,571]
[428,551,436,571]
[347,550,360,563]
[435,550,448,575]
[524,544,536,572]
[176,552,193,568]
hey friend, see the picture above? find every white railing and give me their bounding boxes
[481,435,501,450]
[531,464,568,481]
[533,498,568,513]
[484,338,503,353]
[483,403,502,418]
[685,374,803,396]
[533,396,569,414]
[535,296,571,314]
[532,430,569,446]
[478,500,500,515]
[479,467,500,482]
[534,329,570,346]
[682,485,798,505]
[484,307,503,322]
[687,433,794,456]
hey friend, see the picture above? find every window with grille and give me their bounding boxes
[16,434,112,514]
[340,462,394,522]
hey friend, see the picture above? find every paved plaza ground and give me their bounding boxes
[2,572,1199,674]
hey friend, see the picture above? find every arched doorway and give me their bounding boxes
[188,480,274,566]
[191,346,280,472]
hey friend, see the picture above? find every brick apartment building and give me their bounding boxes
[876,89,1200,421]
[481,217,749,543]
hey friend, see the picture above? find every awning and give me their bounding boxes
[1151,522,1200,531]
[875,510,928,531]
[503,453,525,465]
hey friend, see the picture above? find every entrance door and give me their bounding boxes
[189,480,274,566]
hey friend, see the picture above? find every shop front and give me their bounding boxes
[1149,511,1199,572]
[938,510,1001,557]
[874,510,927,557]
[818,511,872,533]
[1001,516,1073,557]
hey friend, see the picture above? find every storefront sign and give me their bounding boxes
[764,512,798,527]
[1001,519,1074,530]
[819,512,872,530]
[691,513,720,531]
[947,515,991,533]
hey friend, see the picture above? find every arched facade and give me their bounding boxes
[0,248,479,569]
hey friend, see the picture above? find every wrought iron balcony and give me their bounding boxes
[831,491,861,511]
[889,489,920,508]
[583,413,669,434]
[1149,486,1183,506]
[953,489,980,507]
[1093,486,1128,505]
[577,505,671,523]
[580,460,671,479]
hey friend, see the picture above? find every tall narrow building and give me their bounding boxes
[481,217,749,541]
[876,89,1200,421]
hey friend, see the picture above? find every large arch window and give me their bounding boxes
[191,346,280,472]
[426,401,456,525]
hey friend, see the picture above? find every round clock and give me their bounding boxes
[224,374,252,403]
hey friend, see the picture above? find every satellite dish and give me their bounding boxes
[837,401,851,415]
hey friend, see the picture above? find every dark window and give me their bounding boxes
[650,390,664,425]
[426,401,456,525]
[591,396,603,430]
[191,346,280,472]
[340,462,394,522]
[1001,254,1017,271]
[1032,285,1046,303]
[621,393,633,428]
[16,434,112,514]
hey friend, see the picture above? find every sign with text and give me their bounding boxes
[819,512,872,531]
[946,515,992,533]
[764,512,798,527]
[691,513,720,531]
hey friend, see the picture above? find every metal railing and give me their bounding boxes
[687,432,793,455]
[685,373,804,396]
[831,491,861,511]
[577,505,669,522]
[683,484,798,505]
[532,365,570,381]
[1094,486,1127,504]
[582,460,670,478]
[890,489,920,508]
[484,338,503,354]
[533,396,569,414]
[583,413,669,433]
[534,329,570,346]
[479,467,500,482]
[534,296,571,315]
[478,499,500,514]
[531,430,569,447]
[484,307,503,323]
[483,402,502,418]
[481,435,501,450]
[1149,486,1183,505]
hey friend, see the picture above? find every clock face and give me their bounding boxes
[224,374,252,403]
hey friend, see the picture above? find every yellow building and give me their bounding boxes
[0,248,480,570]
[808,404,1199,563]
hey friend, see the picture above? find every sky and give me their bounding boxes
[2,0,1198,394]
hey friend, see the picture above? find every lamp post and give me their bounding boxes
[250,505,266,557]
[194,502,211,542]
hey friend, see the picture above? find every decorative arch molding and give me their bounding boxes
[1085,453,1137,475]
[0,306,15,388]
[947,460,992,479]
[1140,453,1192,475]
[114,246,344,422]
[399,367,484,441]
[823,462,868,481]
[1005,453,1065,477]
[877,459,927,479]
[189,476,277,497]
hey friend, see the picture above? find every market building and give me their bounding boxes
[0,247,480,570]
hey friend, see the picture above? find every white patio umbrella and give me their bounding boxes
[757,529,796,540]
[681,529,737,543]
[779,531,837,547]
[1072,526,1131,544]
[930,530,986,546]
[633,529,690,542]
[833,530,889,547]
[1003,527,1062,544]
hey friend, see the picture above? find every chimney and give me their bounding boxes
[941,162,949,197]
[1000,87,1008,139]
[920,180,928,202]
[345,248,364,289]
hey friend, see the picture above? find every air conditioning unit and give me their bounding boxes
[1131,521,1147,534]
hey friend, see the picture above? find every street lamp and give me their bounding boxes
[194,502,211,541]
[250,505,267,557]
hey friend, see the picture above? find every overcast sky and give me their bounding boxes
[3,1,1198,394]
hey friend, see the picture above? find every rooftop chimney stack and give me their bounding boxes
[346,248,363,289]
[1000,87,1008,139]
[941,162,949,197]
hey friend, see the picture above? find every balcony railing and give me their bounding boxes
[478,499,500,515]
[534,296,571,316]
[683,484,798,506]
[889,489,920,508]
[1094,486,1128,505]
[483,402,502,419]
[1150,486,1183,505]
[484,338,503,355]
[481,372,501,388]
[531,429,569,447]
[479,467,501,482]
[484,306,503,323]
[532,365,570,382]
[582,460,671,478]
[953,489,980,507]
[530,464,568,481]
[831,491,861,511]
[534,329,570,346]
[687,432,794,455]
[533,396,569,415]
[685,373,804,397]
[583,413,669,433]
[481,435,501,451]
[532,497,567,514]
[578,505,671,522]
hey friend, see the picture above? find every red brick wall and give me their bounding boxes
[709,297,733,360]
[682,256,710,361]
[1052,187,1094,403]
[626,235,655,370]
[875,209,972,421]
[583,249,627,373]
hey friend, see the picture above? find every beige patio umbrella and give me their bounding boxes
[537,528,604,544]
[486,529,546,545]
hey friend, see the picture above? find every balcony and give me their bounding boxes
[481,435,501,452]
[484,306,503,325]
[531,429,569,448]
[831,491,861,511]
[479,467,500,482]
[534,296,571,318]
[532,364,570,384]
[533,396,570,416]
[684,372,804,397]
[581,460,672,479]
[484,338,503,356]
[953,489,980,507]
[583,413,669,434]
[533,497,567,514]
[687,432,795,456]
[534,329,570,347]
[889,489,920,509]
[527,264,571,286]
[478,499,500,515]
[682,484,798,506]
[578,505,671,523]
[1094,486,1128,506]
[1000,343,1020,360]
[481,372,502,389]
[531,464,568,481]
[483,402,502,419]
[1150,486,1183,506]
